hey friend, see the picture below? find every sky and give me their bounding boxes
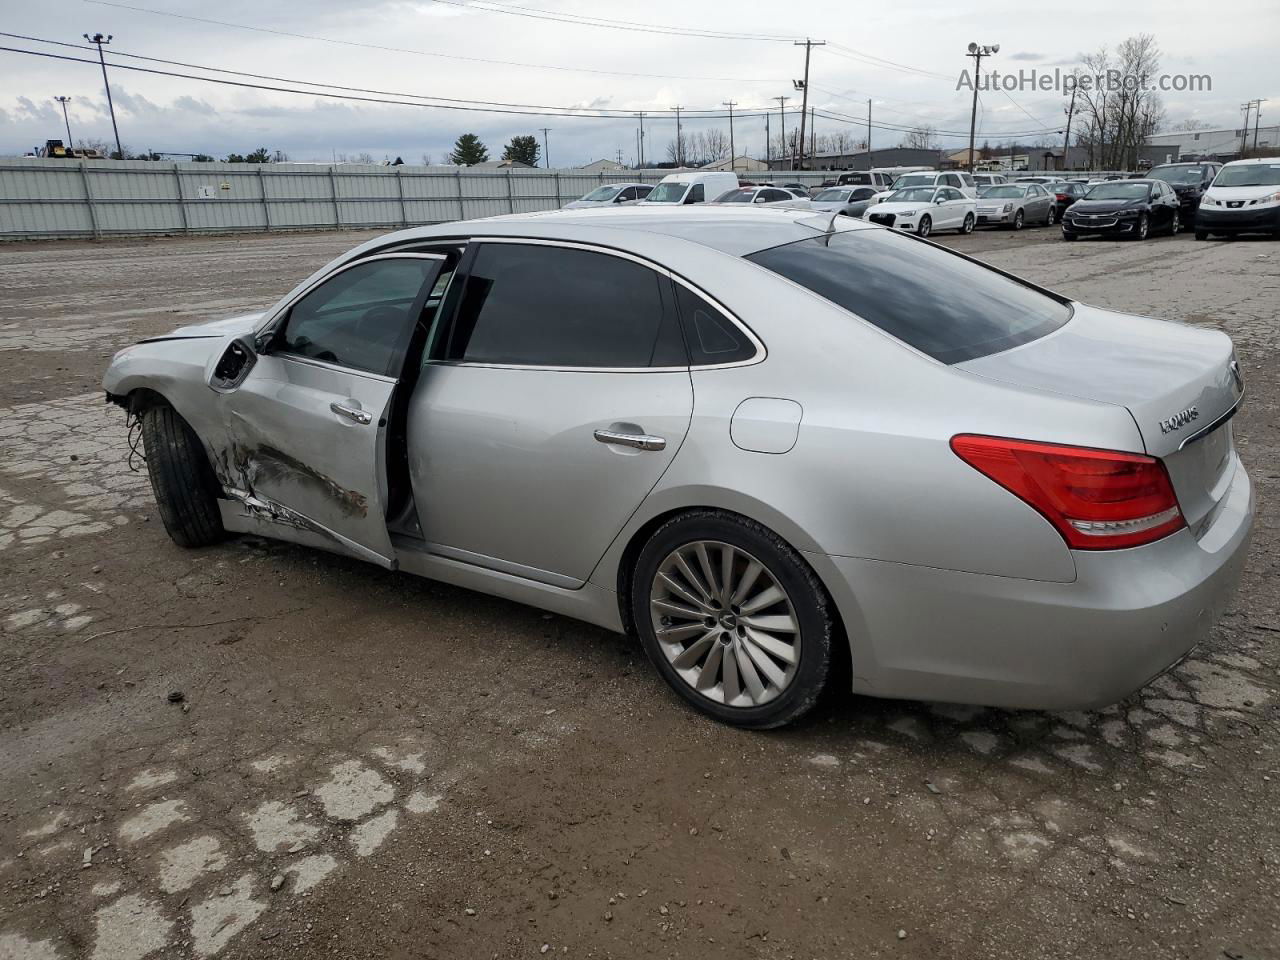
[0,0,1276,166]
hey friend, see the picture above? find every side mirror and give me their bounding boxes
[210,335,258,391]
[935,198,946,205]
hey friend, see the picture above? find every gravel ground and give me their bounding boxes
[0,223,1277,960]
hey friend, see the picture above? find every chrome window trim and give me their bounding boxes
[431,236,766,374]
[273,352,398,384]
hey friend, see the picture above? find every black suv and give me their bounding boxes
[1146,162,1221,217]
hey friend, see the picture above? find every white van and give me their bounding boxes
[1195,158,1280,240]
[639,171,740,206]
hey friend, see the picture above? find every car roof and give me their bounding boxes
[1221,157,1278,166]
[364,205,871,258]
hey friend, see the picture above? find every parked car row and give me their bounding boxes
[560,158,1280,243]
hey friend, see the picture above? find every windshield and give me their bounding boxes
[746,230,1069,364]
[887,187,936,203]
[892,174,936,189]
[1214,163,1280,187]
[1084,183,1151,200]
[1148,165,1205,185]
[645,182,689,203]
[581,186,622,202]
[814,189,851,201]
[981,186,1025,199]
[717,190,755,203]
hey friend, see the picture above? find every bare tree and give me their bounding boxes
[900,125,938,150]
[1074,35,1165,168]
[420,153,433,165]
[1171,118,1211,132]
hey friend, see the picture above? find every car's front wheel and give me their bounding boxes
[1012,209,1025,230]
[916,215,932,237]
[140,404,226,548]
[1170,210,1181,235]
[632,511,835,729]
[1195,230,1209,241]
[1134,213,1149,241]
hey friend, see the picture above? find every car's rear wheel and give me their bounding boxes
[961,212,975,234]
[1170,210,1181,235]
[632,511,834,729]
[916,215,932,237]
[140,404,225,548]
[1012,209,1025,230]
[1045,205,1055,225]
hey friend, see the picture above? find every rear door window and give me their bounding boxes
[745,230,1070,364]
[442,243,685,368]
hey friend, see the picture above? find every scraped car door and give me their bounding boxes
[407,240,694,587]
[209,253,445,567]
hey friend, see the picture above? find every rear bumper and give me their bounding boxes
[1196,205,1280,234]
[813,462,1254,711]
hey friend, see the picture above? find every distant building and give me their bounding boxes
[470,159,534,169]
[1145,124,1279,163]
[768,147,939,172]
[702,155,768,172]
[578,158,626,173]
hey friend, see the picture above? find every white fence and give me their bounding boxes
[0,159,833,240]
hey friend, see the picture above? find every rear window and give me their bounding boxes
[745,230,1070,364]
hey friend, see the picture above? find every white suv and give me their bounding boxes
[1195,158,1280,240]
[873,171,978,203]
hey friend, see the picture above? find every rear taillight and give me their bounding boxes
[951,435,1185,550]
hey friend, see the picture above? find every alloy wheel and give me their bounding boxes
[649,540,800,708]
[962,213,975,234]
[918,215,931,237]
[1137,214,1149,240]
[1171,211,1181,235]
[1013,210,1024,230]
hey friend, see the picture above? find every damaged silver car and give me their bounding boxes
[104,206,1253,728]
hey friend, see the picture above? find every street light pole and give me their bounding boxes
[774,96,790,171]
[793,39,825,170]
[722,101,737,169]
[54,96,74,147]
[84,33,123,160]
[965,41,1000,174]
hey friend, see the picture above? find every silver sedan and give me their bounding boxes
[103,207,1253,728]
[976,183,1057,228]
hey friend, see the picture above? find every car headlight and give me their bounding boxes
[899,210,916,217]
[1003,203,1013,213]
[1116,209,1139,217]
[1201,197,1216,206]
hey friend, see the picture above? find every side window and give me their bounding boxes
[443,244,684,368]
[764,189,788,202]
[673,283,757,366]
[636,185,653,198]
[617,187,635,202]
[279,256,438,376]
[943,173,961,188]
[687,183,705,204]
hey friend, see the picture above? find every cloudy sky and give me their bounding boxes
[0,0,1275,165]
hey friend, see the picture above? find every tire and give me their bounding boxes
[917,215,932,238]
[1062,231,1078,241]
[1170,210,1181,235]
[1012,209,1025,230]
[1195,230,1209,241]
[1133,213,1149,241]
[140,404,226,548]
[631,510,835,729]
[961,212,975,234]
[1045,205,1056,226]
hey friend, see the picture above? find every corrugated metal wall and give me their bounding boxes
[0,159,834,240]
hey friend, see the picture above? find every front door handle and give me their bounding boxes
[330,401,373,425]
[594,429,666,452]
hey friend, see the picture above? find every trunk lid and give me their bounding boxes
[957,304,1244,533]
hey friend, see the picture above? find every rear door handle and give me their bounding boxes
[594,429,666,451]
[330,401,373,425]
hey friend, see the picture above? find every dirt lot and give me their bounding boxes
[1,223,1277,960]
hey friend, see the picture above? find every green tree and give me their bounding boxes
[502,134,541,166]
[244,147,271,163]
[450,133,489,166]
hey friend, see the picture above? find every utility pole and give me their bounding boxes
[671,106,684,166]
[84,33,123,159]
[54,96,74,147]
[810,107,816,161]
[1062,80,1078,171]
[1239,103,1252,157]
[539,127,552,168]
[793,39,825,170]
[765,113,771,166]
[774,96,790,171]
[635,112,646,168]
[1250,99,1267,152]
[722,100,737,168]
[867,99,872,158]
[965,42,1000,174]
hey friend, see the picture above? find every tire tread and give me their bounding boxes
[141,405,225,548]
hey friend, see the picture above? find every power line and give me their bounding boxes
[87,0,800,45]
[821,43,952,82]
[74,3,788,82]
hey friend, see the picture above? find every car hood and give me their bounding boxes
[1204,184,1280,203]
[808,201,848,211]
[562,199,608,209]
[868,201,929,214]
[149,311,266,342]
[1070,198,1147,214]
